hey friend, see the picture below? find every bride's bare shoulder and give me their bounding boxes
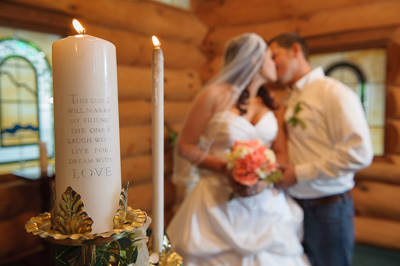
[193,84,234,113]
[202,83,233,99]
[202,83,230,93]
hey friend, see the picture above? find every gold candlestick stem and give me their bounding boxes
[82,244,96,265]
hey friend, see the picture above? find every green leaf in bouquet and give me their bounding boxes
[265,170,283,184]
[228,191,235,201]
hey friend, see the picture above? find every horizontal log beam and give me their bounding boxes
[355,216,400,251]
[127,178,176,215]
[299,0,400,38]
[165,102,192,124]
[121,154,152,185]
[119,101,151,126]
[120,125,152,158]
[195,0,377,28]
[200,56,223,83]
[121,152,173,185]
[0,1,70,35]
[307,27,394,54]
[120,124,180,158]
[205,25,394,60]
[118,66,202,101]
[119,100,191,127]
[203,19,296,58]
[84,23,206,69]
[356,161,400,185]
[202,0,400,57]
[353,181,400,221]
[4,0,208,45]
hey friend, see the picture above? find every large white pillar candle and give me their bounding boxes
[52,20,121,234]
[151,36,164,254]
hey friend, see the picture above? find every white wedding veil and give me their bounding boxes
[172,33,267,195]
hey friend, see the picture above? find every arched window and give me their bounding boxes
[325,61,367,111]
[0,38,53,165]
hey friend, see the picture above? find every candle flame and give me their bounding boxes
[73,19,86,34]
[152,36,161,47]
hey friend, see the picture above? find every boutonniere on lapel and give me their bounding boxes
[287,102,306,129]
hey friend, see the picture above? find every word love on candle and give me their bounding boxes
[72,167,111,179]
[52,19,122,234]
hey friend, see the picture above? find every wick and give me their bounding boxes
[82,28,87,35]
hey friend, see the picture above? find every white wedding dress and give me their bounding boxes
[167,110,309,266]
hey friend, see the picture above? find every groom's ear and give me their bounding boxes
[291,43,303,58]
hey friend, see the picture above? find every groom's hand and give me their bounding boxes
[275,164,297,188]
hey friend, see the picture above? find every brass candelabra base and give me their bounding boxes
[25,183,150,265]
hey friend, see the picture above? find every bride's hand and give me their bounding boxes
[229,179,267,197]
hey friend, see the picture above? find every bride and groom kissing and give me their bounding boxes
[167,32,373,266]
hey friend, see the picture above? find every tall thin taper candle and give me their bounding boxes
[151,35,164,254]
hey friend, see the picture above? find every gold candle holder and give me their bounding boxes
[148,233,183,266]
[25,183,149,265]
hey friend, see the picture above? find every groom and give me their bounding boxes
[269,33,373,266]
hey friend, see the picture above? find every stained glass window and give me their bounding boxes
[325,62,367,110]
[0,37,54,164]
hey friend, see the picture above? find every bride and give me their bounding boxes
[166,33,309,266]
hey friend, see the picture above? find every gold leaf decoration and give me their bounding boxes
[149,234,183,266]
[52,186,93,235]
[114,182,129,229]
[25,209,148,244]
[162,252,183,266]
[25,213,52,235]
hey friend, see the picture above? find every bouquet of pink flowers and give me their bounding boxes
[227,139,282,187]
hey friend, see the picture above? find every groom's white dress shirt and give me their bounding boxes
[285,67,374,199]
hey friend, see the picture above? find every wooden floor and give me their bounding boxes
[353,244,400,266]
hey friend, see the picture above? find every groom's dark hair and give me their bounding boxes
[269,33,309,61]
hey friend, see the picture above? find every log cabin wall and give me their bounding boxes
[194,0,400,252]
[1,0,400,262]
[0,0,207,261]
